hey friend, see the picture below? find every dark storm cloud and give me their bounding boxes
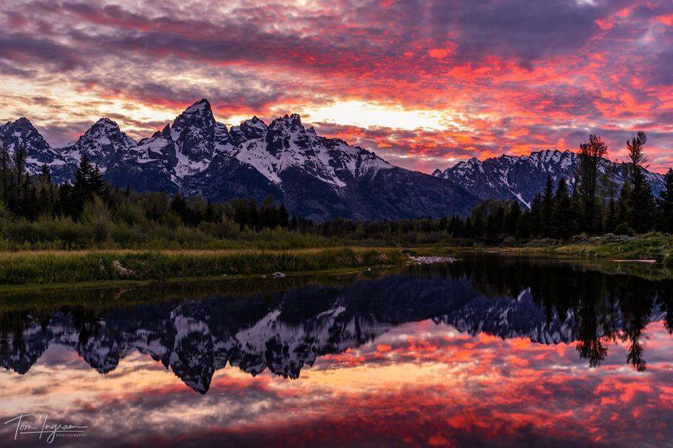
[0,31,82,72]
[427,0,603,67]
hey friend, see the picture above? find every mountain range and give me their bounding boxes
[0,99,478,221]
[0,99,665,218]
[434,149,666,208]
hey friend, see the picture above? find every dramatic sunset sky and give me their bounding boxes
[1,0,672,173]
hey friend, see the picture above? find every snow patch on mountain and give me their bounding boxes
[0,99,478,220]
[436,149,665,208]
[60,118,136,173]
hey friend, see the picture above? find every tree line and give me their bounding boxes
[0,131,672,248]
[297,132,673,242]
[442,131,673,241]
[0,146,292,231]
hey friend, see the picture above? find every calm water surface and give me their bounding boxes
[1,254,672,447]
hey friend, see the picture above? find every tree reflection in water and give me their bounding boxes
[1,254,672,392]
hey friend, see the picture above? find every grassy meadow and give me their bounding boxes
[476,233,673,265]
[0,247,406,287]
[1,226,673,289]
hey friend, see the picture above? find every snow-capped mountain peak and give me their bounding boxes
[59,117,136,175]
[183,98,211,115]
[77,117,135,150]
[9,116,37,133]
[91,117,121,132]
[1,117,48,152]
[230,116,268,145]
[172,98,216,135]
[0,117,60,171]
[3,99,481,220]
[435,149,664,208]
[270,113,303,131]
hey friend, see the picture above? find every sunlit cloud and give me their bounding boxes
[0,0,671,172]
[306,101,449,132]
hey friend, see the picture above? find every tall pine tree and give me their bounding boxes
[577,134,608,233]
[625,132,656,233]
[549,178,574,238]
[528,193,542,238]
[72,154,108,218]
[657,169,673,233]
[0,143,9,206]
[541,175,554,237]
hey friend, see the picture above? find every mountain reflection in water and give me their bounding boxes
[1,255,672,447]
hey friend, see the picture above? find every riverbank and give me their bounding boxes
[1,234,672,288]
[0,247,405,286]
[474,234,673,264]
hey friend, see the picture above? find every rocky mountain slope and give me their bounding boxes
[434,150,665,208]
[5,99,663,217]
[0,99,479,220]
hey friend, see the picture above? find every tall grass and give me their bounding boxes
[0,247,405,285]
[0,215,475,251]
[0,216,354,251]
[486,233,673,263]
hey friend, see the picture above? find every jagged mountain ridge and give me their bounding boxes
[0,117,63,175]
[0,99,479,221]
[434,150,666,208]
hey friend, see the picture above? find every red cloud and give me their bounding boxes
[20,320,671,447]
[0,0,671,172]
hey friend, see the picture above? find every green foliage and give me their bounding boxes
[549,179,575,238]
[541,175,554,236]
[0,248,405,285]
[657,169,673,233]
[576,134,608,233]
[500,233,673,264]
[624,132,657,233]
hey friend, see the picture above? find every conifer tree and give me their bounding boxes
[528,193,542,238]
[486,205,505,240]
[516,211,531,239]
[278,203,290,228]
[550,178,573,238]
[541,175,554,236]
[471,210,485,239]
[463,218,473,238]
[7,145,27,215]
[604,198,618,233]
[577,135,608,233]
[625,132,656,233]
[570,193,584,234]
[20,173,38,220]
[598,161,619,203]
[0,143,9,205]
[657,169,673,233]
[504,201,521,236]
[616,186,629,232]
[37,164,55,216]
[72,154,108,217]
